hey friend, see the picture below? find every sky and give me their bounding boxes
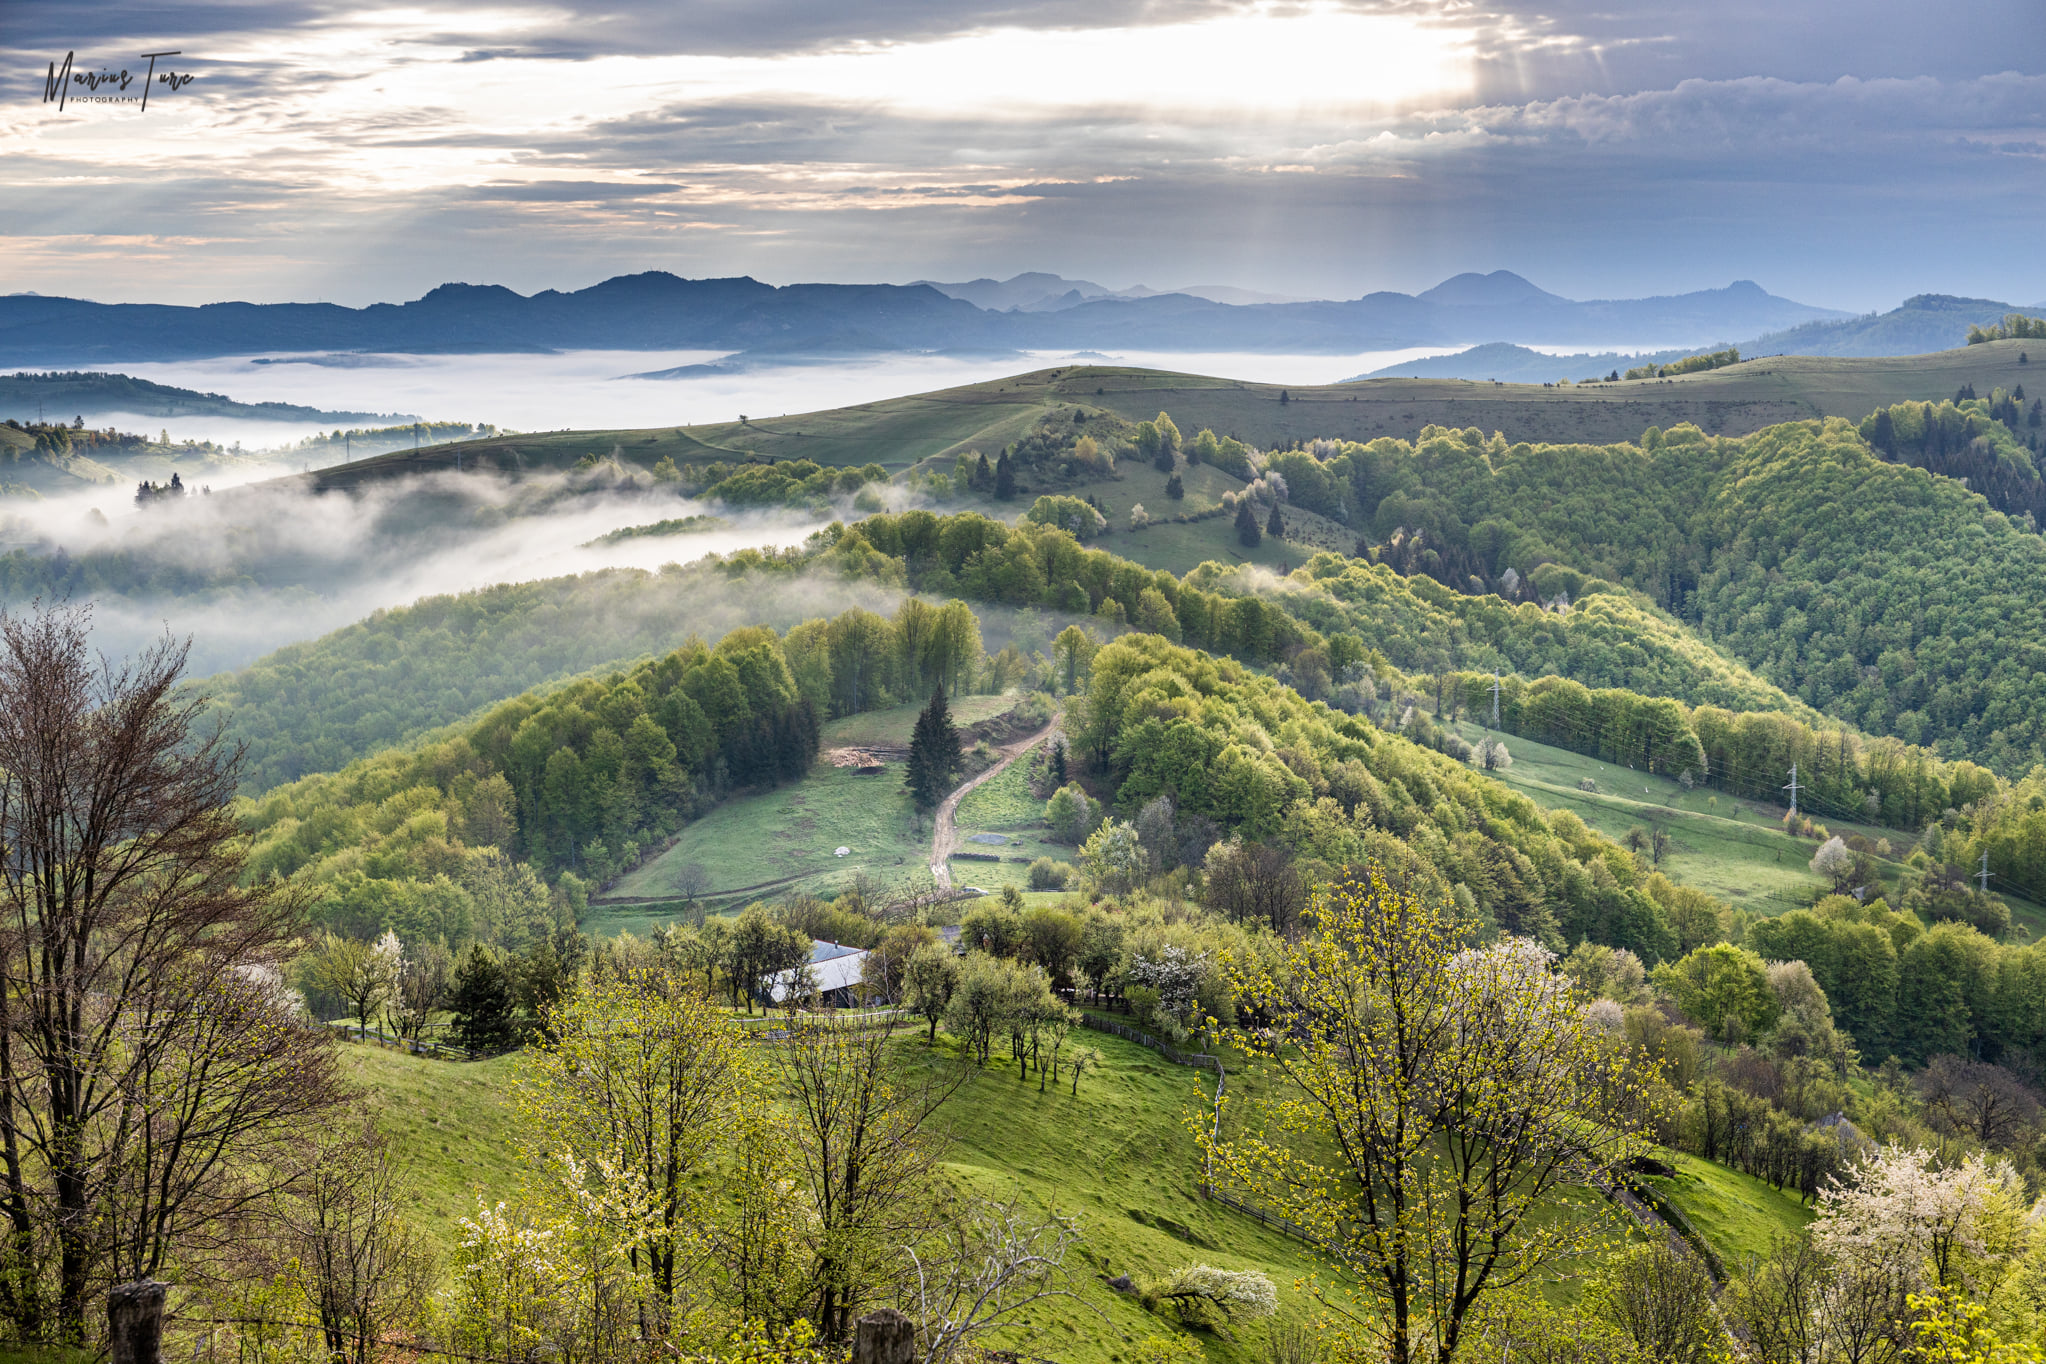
[5,1,2044,312]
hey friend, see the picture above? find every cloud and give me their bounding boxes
[2,1,2043,308]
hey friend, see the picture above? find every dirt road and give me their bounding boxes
[929,720,1057,890]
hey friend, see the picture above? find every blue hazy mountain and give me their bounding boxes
[0,270,1846,367]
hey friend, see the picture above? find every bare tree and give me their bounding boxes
[1203,840,1305,935]
[768,1012,965,1342]
[1917,1054,2041,1148]
[904,1199,1091,1364]
[673,862,712,909]
[1598,1243,1719,1363]
[390,939,455,1045]
[271,1118,434,1364]
[0,606,346,1340]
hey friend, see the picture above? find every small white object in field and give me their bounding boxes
[835,846,851,857]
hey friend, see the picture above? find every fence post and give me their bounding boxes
[109,1279,167,1364]
[852,1307,915,1364]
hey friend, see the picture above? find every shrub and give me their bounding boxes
[1028,857,1073,891]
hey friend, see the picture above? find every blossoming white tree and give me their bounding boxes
[1811,1144,2040,1300]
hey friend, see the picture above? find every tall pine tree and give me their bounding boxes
[905,687,962,813]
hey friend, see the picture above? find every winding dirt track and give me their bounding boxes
[929,719,1058,890]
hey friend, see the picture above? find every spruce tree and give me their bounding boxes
[1267,503,1285,539]
[1235,500,1262,548]
[1049,739,1068,785]
[1166,472,1184,500]
[449,945,518,1053]
[905,687,961,813]
[995,451,1017,500]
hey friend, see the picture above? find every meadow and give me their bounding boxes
[334,1019,1809,1364]
[595,695,1019,931]
[1446,716,2046,935]
[312,343,2042,488]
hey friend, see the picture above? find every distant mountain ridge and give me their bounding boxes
[1353,291,2046,383]
[913,272,1311,311]
[0,270,1845,367]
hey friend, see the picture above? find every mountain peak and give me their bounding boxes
[1417,271,1566,307]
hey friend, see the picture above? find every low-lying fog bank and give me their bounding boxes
[0,465,842,675]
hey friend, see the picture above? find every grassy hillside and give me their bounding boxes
[948,741,1072,891]
[339,1045,524,1253]
[1445,715,2046,937]
[344,1021,1805,1361]
[306,344,2040,487]
[595,695,1017,931]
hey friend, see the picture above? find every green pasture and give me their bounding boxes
[593,764,927,933]
[948,738,1076,891]
[1640,1152,1814,1265]
[310,343,2041,492]
[1449,718,1892,911]
[340,1044,524,1254]
[343,1018,1812,1363]
[820,693,1015,749]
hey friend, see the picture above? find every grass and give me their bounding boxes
[1447,718,1902,913]
[1643,1153,1814,1266]
[345,1018,1809,1362]
[594,764,928,932]
[949,742,1077,891]
[1447,716,2046,935]
[339,1044,524,1254]
[905,1028,1333,1362]
[820,693,1014,749]
[319,345,2043,491]
[594,695,1042,926]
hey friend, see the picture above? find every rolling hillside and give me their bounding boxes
[305,342,2040,488]
[341,1020,1804,1364]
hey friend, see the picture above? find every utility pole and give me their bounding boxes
[1980,850,1992,894]
[1491,670,1501,729]
[1783,762,1800,819]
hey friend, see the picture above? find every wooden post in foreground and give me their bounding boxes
[852,1307,915,1364]
[109,1279,168,1364]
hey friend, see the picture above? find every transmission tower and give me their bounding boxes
[1783,762,1800,819]
[1981,850,1992,894]
[1490,670,1501,729]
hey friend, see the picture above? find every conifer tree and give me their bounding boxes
[450,945,518,1053]
[995,451,1017,500]
[905,687,961,813]
[1235,500,1263,548]
[1267,503,1285,539]
[1166,472,1184,500]
[1049,739,1068,785]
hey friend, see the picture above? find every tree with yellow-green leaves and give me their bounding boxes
[1201,867,1654,1364]
[512,967,753,1352]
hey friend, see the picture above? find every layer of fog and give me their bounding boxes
[2,466,846,677]
[106,346,1485,450]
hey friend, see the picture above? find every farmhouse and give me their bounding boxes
[763,939,869,1008]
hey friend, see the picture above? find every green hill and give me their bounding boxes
[340,1024,1808,1363]
[303,343,2042,487]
